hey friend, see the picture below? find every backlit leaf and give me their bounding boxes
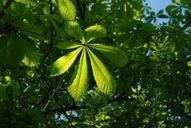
[58,0,76,20]
[49,47,82,77]
[87,48,116,94]
[187,61,191,67]
[68,48,88,101]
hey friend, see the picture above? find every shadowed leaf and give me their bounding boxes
[89,43,128,67]
[85,25,106,43]
[55,41,81,49]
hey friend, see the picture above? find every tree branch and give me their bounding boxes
[45,104,88,114]
[45,94,136,114]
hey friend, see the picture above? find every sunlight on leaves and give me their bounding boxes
[49,47,82,77]
[68,48,88,101]
[87,48,116,94]
[58,0,76,20]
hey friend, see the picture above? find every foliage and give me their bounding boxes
[0,0,191,127]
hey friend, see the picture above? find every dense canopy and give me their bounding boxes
[0,0,191,127]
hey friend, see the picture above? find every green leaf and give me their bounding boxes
[55,41,81,49]
[0,35,25,65]
[87,48,116,94]
[68,48,88,101]
[0,1,3,10]
[166,5,178,17]
[58,0,76,20]
[85,25,107,43]
[187,61,191,67]
[50,16,65,38]
[157,14,169,18]
[15,0,32,5]
[89,44,128,67]
[22,37,40,67]
[172,0,180,4]
[65,21,85,42]
[49,47,82,77]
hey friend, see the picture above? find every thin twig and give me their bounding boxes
[44,95,136,114]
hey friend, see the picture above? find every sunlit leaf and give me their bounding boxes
[187,61,191,67]
[172,0,180,4]
[58,0,76,20]
[85,25,106,43]
[89,44,128,67]
[68,48,88,101]
[49,47,82,77]
[87,48,116,94]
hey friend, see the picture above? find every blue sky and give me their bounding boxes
[146,0,172,12]
[146,0,172,23]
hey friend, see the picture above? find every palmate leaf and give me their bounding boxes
[89,44,128,67]
[58,0,76,20]
[49,47,82,77]
[87,48,116,94]
[68,48,88,101]
[85,25,107,43]
[55,41,81,49]
[64,21,85,42]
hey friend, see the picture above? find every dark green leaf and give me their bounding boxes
[89,44,128,67]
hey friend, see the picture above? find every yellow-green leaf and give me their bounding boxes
[58,0,76,20]
[49,47,82,77]
[87,48,116,94]
[172,0,180,4]
[187,61,191,67]
[68,48,88,101]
